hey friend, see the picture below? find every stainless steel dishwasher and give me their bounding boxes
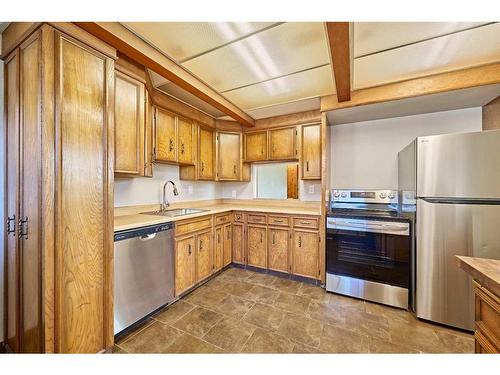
[114,222,175,335]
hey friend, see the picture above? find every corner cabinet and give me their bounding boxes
[3,24,114,353]
[301,124,321,180]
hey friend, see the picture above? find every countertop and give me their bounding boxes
[114,201,322,232]
[457,256,500,296]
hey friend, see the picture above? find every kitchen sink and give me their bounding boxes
[140,208,209,217]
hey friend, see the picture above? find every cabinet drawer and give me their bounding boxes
[293,216,319,229]
[268,215,290,227]
[176,216,212,236]
[215,213,231,226]
[233,212,244,223]
[247,213,267,225]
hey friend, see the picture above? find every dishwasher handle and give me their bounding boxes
[140,233,157,241]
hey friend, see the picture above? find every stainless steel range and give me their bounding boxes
[326,189,413,309]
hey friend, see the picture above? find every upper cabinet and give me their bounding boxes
[114,70,146,176]
[177,117,196,165]
[154,107,177,163]
[301,124,321,180]
[198,126,216,180]
[269,127,297,160]
[217,132,241,181]
[244,131,268,162]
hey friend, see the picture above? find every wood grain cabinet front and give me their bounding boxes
[292,230,320,279]
[223,223,232,267]
[114,70,145,176]
[175,235,196,296]
[198,126,215,180]
[268,228,290,273]
[244,131,268,162]
[232,223,245,264]
[154,107,177,163]
[247,225,267,269]
[301,124,321,180]
[269,127,297,160]
[177,117,195,165]
[217,132,241,181]
[196,230,212,283]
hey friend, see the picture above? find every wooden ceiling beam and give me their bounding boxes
[321,62,500,112]
[325,22,351,102]
[75,22,255,127]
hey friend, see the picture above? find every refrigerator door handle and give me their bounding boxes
[420,197,500,205]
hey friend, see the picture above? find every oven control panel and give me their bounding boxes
[331,189,398,204]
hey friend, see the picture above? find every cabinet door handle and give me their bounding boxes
[272,233,276,245]
[217,233,220,244]
[169,138,174,152]
[261,145,264,155]
[233,165,236,175]
[306,161,309,172]
[19,217,28,240]
[7,215,16,236]
[180,143,185,154]
[298,236,302,248]
[199,239,203,250]
[201,161,205,172]
[272,144,276,153]
[260,232,263,243]
[227,230,230,240]
[188,243,192,255]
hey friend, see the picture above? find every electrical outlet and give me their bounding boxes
[188,185,193,194]
[308,185,315,194]
[231,190,237,198]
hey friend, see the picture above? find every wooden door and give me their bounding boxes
[196,230,212,282]
[114,70,145,175]
[154,107,177,162]
[19,33,43,353]
[270,127,296,160]
[301,124,321,179]
[292,230,319,279]
[198,126,215,180]
[245,131,267,161]
[247,225,267,269]
[4,47,21,353]
[232,223,244,264]
[55,31,114,353]
[217,132,241,181]
[223,223,232,267]
[175,235,196,295]
[268,228,290,273]
[214,226,224,271]
[177,117,195,165]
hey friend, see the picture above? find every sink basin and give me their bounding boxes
[140,208,209,217]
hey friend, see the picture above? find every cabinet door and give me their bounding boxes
[247,225,267,269]
[223,223,232,267]
[245,131,267,161]
[214,226,224,271]
[196,230,212,282]
[232,223,244,264]
[154,107,177,162]
[114,70,145,175]
[178,117,195,165]
[55,31,114,353]
[144,93,153,177]
[175,235,196,295]
[198,127,215,180]
[268,228,290,273]
[218,132,241,180]
[270,127,296,160]
[301,124,321,179]
[292,230,319,279]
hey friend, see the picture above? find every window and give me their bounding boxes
[255,163,298,199]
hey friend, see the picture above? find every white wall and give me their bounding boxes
[330,107,482,189]
[0,55,4,342]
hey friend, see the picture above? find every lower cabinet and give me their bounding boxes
[223,223,232,266]
[175,235,196,296]
[247,225,267,269]
[268,227,291,273]
[232,223,245,264]
[196,230,212,283]
[292,229,320,279]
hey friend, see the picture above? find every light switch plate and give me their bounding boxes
[308,185,315,194]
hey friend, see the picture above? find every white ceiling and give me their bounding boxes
[122,22,500,120]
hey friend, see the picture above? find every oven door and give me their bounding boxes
[326,217,410,288]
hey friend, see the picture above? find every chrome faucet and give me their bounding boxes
[161,180,179,211]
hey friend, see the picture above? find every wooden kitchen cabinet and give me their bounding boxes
[114,70,145,176]
[223,223,233,267]
[292,230,319,279]
[301,124,321,180]
[175,235,196,295]
[196,230,212,282]
[232,223,245,264]
[268,228,290,273]
[247,225,267,269]
[217,132,241,181]
[270,127,297,160]
[244,131,268,162]
[3,24,115,353]
[177,116,196,165]
[214,226,224,271]
[198,126,215,180]
[154,107,177,163]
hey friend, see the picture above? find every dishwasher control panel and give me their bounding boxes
[114,223,175,242]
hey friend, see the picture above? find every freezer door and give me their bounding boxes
[416,199,500,330]
[417,130,500,199]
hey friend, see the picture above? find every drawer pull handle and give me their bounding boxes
[298,236,302,248]
[274,219,284,223]
[300,221,311,225]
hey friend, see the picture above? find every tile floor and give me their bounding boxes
[113,267,474,354]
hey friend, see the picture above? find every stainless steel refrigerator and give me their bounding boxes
[398,129,500,331]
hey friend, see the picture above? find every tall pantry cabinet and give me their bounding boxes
[3,24,114,353]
